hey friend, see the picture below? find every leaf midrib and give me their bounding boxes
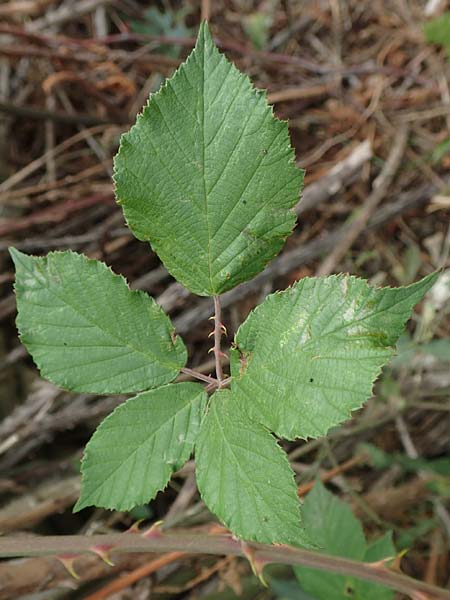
[212,402,298,539]
[199,32,214,293]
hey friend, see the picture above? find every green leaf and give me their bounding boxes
[364,531,395,562]
[361,442,450,476]
[393,335,450,368]
[243,12,272,50]
[295,482,395,600]
[430,137,450,165]
[10,248,186,394]
[231,273,438,440]
[396,519,436,550]
[297,482,366,558]
[75,382,206,511]
[195,389,309,546]
[269,577,316,600]
[421,339,450,361]
[353,533,396,600]
[129,6,194,58]
[114,22,302,297]
[424,12,450,57]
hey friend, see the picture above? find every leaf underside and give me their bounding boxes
[231,273,438,440]
[195,389,310,547]
[10,248,186,394]
[75,382,207,511]
[114,22,303,296]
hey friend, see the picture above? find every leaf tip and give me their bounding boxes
[8,246,29,269]
[8,245,19,260]
[197,20,213,44]
[72,496,89,514]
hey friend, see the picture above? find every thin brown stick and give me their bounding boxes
[268,82,335,104]
[0,124,116,193]
[0,100,123,126]
[26,0,115,32]
[297,455,364,497]
[154,556,232,594]
[316,126,409,276]
[425,529,442,586]
[0,531,449,599]
[0,161,110,204]
[201,0,211,22]
[395,414,450,541]
[296,140,372,214]
[84,551,185,600]
[180,367,217,386]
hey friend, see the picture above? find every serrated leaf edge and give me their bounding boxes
[75,382,207,512]
[231,272,438,441]
[113,22,304,296]
[195,391,310,547]
[10,247,187,392]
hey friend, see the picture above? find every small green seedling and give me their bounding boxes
[10,23,437,548]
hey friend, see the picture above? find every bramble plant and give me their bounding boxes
[10,23,437,551]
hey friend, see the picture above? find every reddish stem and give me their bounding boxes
[0,532,449,599]
[213,296,225,386]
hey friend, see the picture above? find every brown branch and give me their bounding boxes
[26,0,115,32]
[0,550,163,599]
[0,26,431,83]
[0,100,127,126]
[180,367,217,386]
[316,126,409,276]
[84,551,185,600]
[0,531,449,599]
[201,0,211,22]
[297,455,365,497]
[296,140,372,216]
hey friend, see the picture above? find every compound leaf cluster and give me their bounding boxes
[10,22,438,549]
